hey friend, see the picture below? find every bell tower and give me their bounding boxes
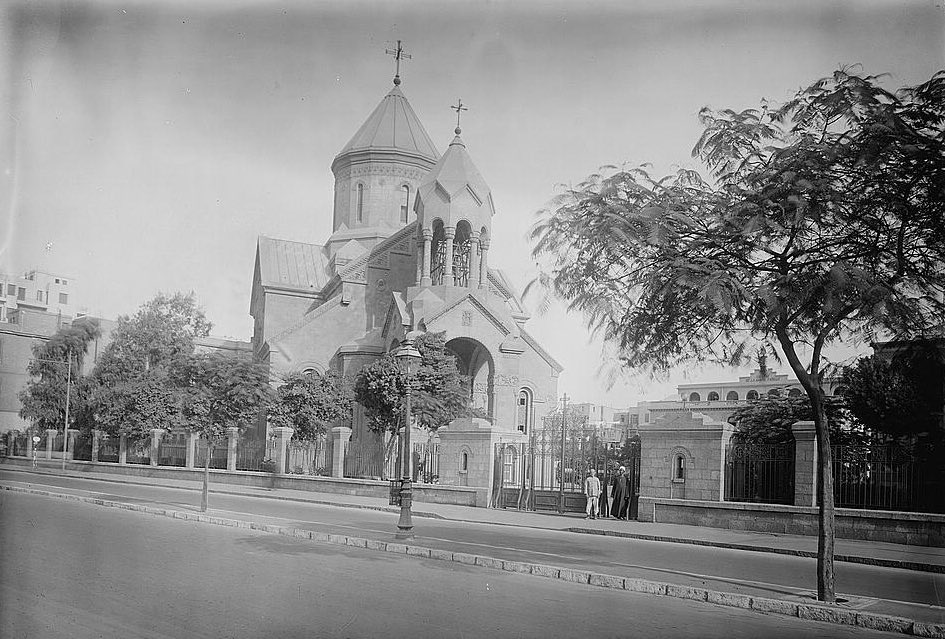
[414,100,496,289]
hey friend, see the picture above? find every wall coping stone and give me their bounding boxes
[646,497,945,524]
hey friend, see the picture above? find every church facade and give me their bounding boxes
[249,73,561,488]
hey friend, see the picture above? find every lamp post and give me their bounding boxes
[33,350,73,471]
[394,332,422,539]
[558,392,569,514]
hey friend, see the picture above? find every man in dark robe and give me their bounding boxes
[612,466,630,519]
[598,469,610,518]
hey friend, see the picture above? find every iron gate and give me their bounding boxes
[491,429,640,515]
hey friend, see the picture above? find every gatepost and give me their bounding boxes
[270,426,294,474]
[92,430,103,463]
[118,434,128,465]
[45,429,57,460]
[185,431,199,469]
[66,429,79,461]
[791,420,818,507]
[331,426,351,478]
[149,429,165,467]
[226,427,240,472]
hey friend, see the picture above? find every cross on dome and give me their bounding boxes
[385,40,411,86]
[451,98,468,135]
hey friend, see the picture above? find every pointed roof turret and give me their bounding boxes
[416,125,496,228]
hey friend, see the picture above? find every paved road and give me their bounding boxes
[2,468,942,623]
[0,491,905,638]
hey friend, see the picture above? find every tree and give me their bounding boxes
[178,351,274,511]
[841,341,945,441]
[91,292,211,443]
[530,68,945,601]
[728,395,864,447]
[354,332,475,435]
[354,332,478,470]
[270,370,353,442]
[19,320,101,433]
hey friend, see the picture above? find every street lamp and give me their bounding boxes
[394,331,422,539]
[33,350,74,471]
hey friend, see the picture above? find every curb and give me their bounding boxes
[568,527,945,574]
[5,484,942,638]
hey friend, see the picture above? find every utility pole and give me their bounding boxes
[62,349,72,471]
[558,393,569,514]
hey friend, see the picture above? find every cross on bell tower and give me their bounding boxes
[385,40,411,86]
[451,99,468,135]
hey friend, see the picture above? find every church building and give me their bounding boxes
[249,60,561,488]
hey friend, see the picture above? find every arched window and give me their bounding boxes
[768,388,781,397]
[356,183,364,223]
[430,220,446,285]
[461,451,469,472]
[707,391,719,401]
[726,391,739,401]
[400,185,410,223]
[673,454,686,481]
[688,392,701,402]
[517,389,532,433]
[746,390,759,400]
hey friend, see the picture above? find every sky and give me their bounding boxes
[1,0,943,407]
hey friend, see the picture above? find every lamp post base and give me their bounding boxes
[395,478,414,539]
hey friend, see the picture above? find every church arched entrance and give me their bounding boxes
[445,337,494,419]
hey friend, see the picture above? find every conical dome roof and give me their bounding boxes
[335,86,439,164]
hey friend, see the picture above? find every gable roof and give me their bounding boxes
[256,236,329,292]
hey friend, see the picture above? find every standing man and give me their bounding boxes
[612,466,629,519]
[584,468,601,520]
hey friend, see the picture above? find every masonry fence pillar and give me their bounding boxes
[226,427,239,472]
[66,429,80,461]
[185,431,198,469]
[26,434,34,458]
[792,420,818,507]
[149,429,165,467]
[91,430,103,463]
[271,427,294,474]
[45,429,57,460]
[118,434,128,465]
[331,426,352,478]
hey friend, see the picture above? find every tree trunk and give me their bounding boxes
[810,389,836,602]
[776,331,835,602]
[201,442,211,512]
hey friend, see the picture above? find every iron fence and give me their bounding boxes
[72,432,93,461]
[414,441,439,484]
[11,433,28,456]
[194,439,227,469]
[127,439,150,465]
[286,437,332,476]
[98,436,120,463]
[345,437,387,479]
[235,437,275,472]
[724,441,795,505]
[157,433,188,467]
[833,441,944,513]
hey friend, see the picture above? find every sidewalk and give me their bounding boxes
[6,463,944,573]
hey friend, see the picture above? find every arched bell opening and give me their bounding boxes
[453,220,472,288]
[445,337,494,419]
[431,219,446,286]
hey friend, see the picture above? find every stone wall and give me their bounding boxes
[638,412,732,502]
[636,497,945,547]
